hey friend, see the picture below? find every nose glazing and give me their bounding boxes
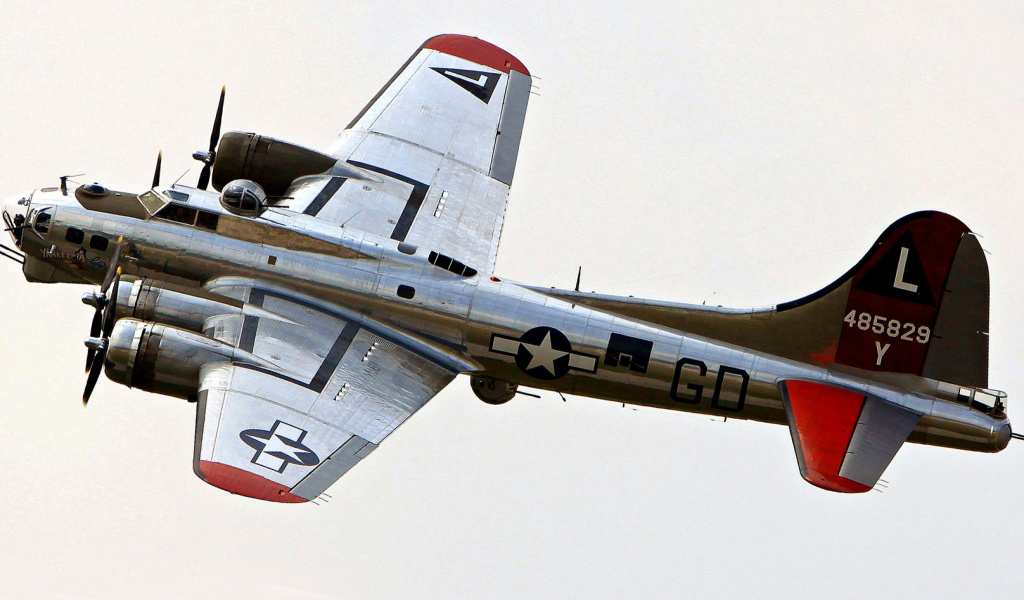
[3,195,29,246]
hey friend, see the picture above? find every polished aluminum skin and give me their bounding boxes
[0,34,1010,502]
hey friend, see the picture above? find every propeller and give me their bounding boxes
[193,86,225,190]
[59,174,84,196]
[83,236,122,370]
[152,151,162,189]
[81,237,123,405]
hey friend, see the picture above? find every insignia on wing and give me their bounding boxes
[431,67,500,103]
[240,420,320,473]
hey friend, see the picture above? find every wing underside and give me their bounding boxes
[193,283,457,502]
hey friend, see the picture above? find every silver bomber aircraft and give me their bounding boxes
[2,35,1012,501]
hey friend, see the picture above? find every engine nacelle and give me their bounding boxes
[105,319,270,401]
[114,279,243,333]
[211,132,337,197]
[470,376,518,405]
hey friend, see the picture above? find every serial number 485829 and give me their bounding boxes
[843,310,931,344]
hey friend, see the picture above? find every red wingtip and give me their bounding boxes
[425,34,530,76]
[198,461,307,503]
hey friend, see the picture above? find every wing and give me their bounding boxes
[290,34,532,273]
[780,380,921,493]
[192,282,466,503]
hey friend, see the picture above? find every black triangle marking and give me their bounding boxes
[431,67,500,103]
[855,231,935,306]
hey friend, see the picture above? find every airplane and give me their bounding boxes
[1,34,1013,502]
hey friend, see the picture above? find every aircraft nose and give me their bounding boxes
[3,194,29,246]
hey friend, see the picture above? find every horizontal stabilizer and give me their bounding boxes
[780,380,920,493]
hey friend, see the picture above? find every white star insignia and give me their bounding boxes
[520,331,568,375]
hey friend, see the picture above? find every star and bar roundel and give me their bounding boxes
[240,420,320,474]
[489,326,599,380]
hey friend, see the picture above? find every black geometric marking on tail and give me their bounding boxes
[777,211,937,312]
[854,231,934,306]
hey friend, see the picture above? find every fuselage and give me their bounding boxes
[5,184,1011,454]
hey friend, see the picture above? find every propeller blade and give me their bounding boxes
[196,86,225,190]
[102,268,121,338]
[86,309,103,372]
[83,347,106,406]
[152,151,162,189]
[197,164,211,191]
[89,307,103,337]
[209,86,225,153]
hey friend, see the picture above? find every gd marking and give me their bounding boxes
[670,358,749,412]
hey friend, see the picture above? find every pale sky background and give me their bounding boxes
[1,2,1022,599]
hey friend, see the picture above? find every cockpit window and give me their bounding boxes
[138,190,170,216]
[33,212,51,234]
[164,190,190,203]
[153,203,220,231]
[155,203,198,226]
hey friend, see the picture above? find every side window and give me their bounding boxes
[195,211,219,231]
[427,250,478,278]
[433,253,452,270]
[34,212,51,234]
[155,203,198,226]
[65,227,84,244]
[89,235,109,251]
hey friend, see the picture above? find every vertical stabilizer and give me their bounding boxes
[823,212,989,388]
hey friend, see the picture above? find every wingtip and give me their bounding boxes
[425,34,530,76]
[197,461,309,503]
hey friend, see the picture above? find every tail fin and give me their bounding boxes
[780,211,989,387]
